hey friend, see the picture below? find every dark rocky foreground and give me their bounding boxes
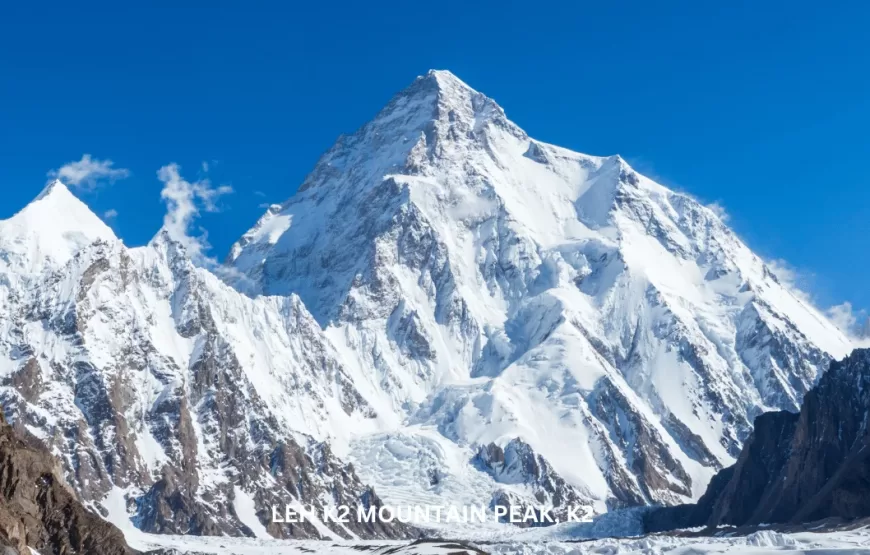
[645,348,870,532]
[0,411,135,554]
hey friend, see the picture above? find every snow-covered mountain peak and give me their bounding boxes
[411,69,503,117]
[147,226,187,258]
[0,72,857,540]
[405,68,486,108]
[423,68,470,88]
[226,70,854,516]
[286,70,518,197]
[0,179,116,276]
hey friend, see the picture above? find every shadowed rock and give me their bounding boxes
[645,348,870,532]
[0,411,135,554]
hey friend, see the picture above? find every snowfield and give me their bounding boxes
[120,527,870,555]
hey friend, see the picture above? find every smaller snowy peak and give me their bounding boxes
[147,226,189,263]
[0,180,117,275]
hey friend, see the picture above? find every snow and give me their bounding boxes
[105,521,870,555]
[0,70,859,542]
[225,68,855,514]
[0,180,115,276]
[234,486,274,539]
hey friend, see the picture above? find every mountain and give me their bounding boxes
[0,183,408,540]
[0,70,854,542]
[228,70,852,513]
[644,348,870,532]
[0,180,115,278]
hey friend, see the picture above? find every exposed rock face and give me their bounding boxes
[0,412,134,555]
[645,348,870,531]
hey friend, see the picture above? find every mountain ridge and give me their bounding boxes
[0,70,855,540]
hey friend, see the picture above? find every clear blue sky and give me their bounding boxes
[1,1,868,317]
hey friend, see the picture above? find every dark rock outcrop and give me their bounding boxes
[645,348,870,532]
[0,412,135,554]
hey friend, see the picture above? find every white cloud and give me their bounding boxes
[826,301,870,344]
[157,163,232,262]
[765,258,811,301]
[103,208,118,220]
[156,162,258,293]
[48,154,130,191]
[827,302,860,332]
[254,190,267,198]
[706,201,730,223]
[766,259,869,344]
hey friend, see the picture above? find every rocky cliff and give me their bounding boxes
[0,412,134,554]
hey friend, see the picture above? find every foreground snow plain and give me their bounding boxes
[122,527,870,555]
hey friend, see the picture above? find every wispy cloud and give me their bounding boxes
[157,163,232,263]
[706,201,730,223]
[155,162,258,293]
[826,302,870,345]
[103,208,119,221]
[767,258,869,344]
[827,302,862,332]
[48,154,130,191]
[765,258,812,302]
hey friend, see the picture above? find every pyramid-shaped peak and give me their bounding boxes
[16,179,112,231]
[0,179,117,274]
[388,69,489,111]
[361,68,520,142]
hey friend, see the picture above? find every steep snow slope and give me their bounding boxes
[229,70,852,513]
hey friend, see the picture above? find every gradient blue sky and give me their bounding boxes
[1,1,868,320]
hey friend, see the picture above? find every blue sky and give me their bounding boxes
[1,1,868,322]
